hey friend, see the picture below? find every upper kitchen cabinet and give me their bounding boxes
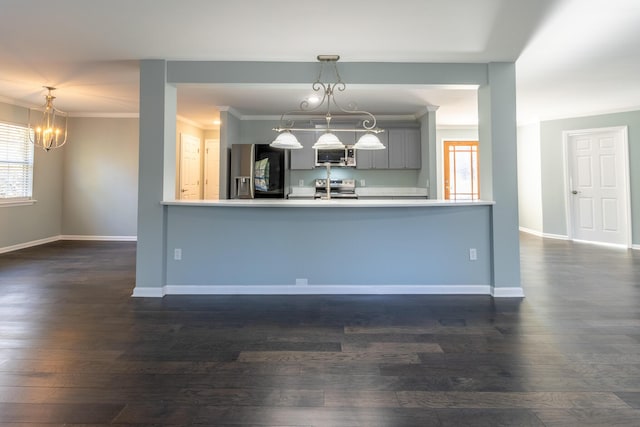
[388,127,421,169]
[356,131,389,169]
[289,131,316,170]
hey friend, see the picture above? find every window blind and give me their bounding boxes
[0,122,34,200]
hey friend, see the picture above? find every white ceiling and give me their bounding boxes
[1,0,639,128]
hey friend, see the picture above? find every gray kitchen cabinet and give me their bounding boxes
[289,131,316,170]
[335,130,356,146]
[356,131,389,169]
[388,128,421,169]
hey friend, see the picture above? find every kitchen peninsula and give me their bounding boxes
[134,60,521,299]
[138,198,509,297]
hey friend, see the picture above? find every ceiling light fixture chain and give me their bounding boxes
[270,55,385,151]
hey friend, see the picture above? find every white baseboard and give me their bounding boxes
[1,235,137,254]
[519,227,569,241]
[60,235,137,241]
[632,244,640,251]
[0,236,60,254]
[519,227,543,237]
[542,233,569,240]
[491,287,525,298]
[131,287,164,298]
[132,284,505,298]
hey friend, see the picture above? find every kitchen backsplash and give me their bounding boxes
[289,168,421,188]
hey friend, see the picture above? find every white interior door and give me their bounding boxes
[179,134,201,200]
[566,127,630,246]
[204,139,220,199]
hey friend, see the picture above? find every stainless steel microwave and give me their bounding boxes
[315,145,356,167]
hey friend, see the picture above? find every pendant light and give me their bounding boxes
[354,132,386,150]
[271,55,385,150]
[312,131,344,150]
[28,86,68,151]
[270,130,303,149]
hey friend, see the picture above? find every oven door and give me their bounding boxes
[315,148,346,166]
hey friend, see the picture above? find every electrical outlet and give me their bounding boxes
[174,248,182,260]
[298,179,304,186]
[360,179,366,187]
[295,278,308,285]
[469,248,477,261]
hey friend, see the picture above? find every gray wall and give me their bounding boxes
[219,111,240,199]
[540,110,640,244]
[166,205,492,287]
[62,117,139,237]
[0,101,64,250]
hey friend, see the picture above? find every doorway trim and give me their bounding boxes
[562,126,631,247]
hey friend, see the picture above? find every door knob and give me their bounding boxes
[571,190,579,195]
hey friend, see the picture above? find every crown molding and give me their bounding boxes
[68,112,139,119]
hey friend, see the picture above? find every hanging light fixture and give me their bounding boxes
[270,130,303,149]
[271,55,385,151]
[28,86,68,151]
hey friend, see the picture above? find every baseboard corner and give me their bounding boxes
[491,287,525,298]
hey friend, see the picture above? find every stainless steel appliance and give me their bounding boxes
[315,178,358,199]
[230,144,286,199]
[315,145,356,167]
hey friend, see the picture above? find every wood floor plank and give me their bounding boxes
[0,402,124,423]
[397,391,631,409]
[533,408,640,426]
[341,342,443,353]
[324,390,399,408]
[237,350,420,363]
[435,408,546,426]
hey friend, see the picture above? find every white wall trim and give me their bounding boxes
[60,235,137,241]
[68,112,139,119]
[131,284,504,298]
[491,287,525,298]
[632,244,640,251]
[131,287,164,298]
[0,236,59,254]
[1,235,137,253]
[542,232,570,240]
[519,226,543,237]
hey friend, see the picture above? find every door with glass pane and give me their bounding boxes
[444,141,479,200]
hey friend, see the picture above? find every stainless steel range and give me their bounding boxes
[314,179,357,199]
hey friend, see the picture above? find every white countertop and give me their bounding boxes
[162,199,494,208]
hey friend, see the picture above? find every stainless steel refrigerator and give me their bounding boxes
[229,144,286,199]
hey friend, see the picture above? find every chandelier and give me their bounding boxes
[28,86,68,151]
[271,55,386,151]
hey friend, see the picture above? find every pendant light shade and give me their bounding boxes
[270,131,302,149]
[312,132,345,150]
[354,132,386,150]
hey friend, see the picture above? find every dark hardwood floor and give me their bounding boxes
[0,234,639,426]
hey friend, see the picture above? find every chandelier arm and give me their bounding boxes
[329,90,378,130]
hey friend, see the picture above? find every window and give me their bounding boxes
[443,140,479,200]
[0,121,34,202]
